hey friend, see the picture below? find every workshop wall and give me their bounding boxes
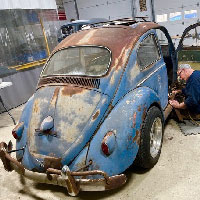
[154,0,200,47]
[0,1,67,112]
[63,0,154,21]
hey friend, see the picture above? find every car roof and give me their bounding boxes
[55,22,161,51]
[54,22,161,71]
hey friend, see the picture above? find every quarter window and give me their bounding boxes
[137,34,160,70]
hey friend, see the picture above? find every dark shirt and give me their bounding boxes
[182,70,200,114]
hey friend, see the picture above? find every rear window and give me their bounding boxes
[42,46,111,77]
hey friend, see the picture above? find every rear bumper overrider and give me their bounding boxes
[0,142,127,196]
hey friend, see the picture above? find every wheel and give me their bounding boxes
[135,106,164,169]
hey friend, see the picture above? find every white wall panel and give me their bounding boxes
[63,0,78,20]
[77,0,132,20]
[78,5,109,19]
[77,0,108,8]
[0,0,57,10]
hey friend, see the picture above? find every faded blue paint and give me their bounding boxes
[86,87,161,177]
[26,86,111,166]
[22,146,44,171]
[112,30,168,110]
[13,24,178,178]
[69,146,89,171]
[61,92,110,165]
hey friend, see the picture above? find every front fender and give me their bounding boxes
[86,87,161,176]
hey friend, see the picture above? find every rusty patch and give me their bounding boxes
[132,112,137,128]
[44,157,62,171]
[92,110,100,120]
[105,174,127,190]
[50,87,60,106]
[61,86,84,97]
[0,143,12,171]
[133,130,141,145]
[137,105,141,112]
[65,179,73,194]
[142,107,147,121]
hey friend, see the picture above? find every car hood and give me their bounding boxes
[28,85,109,164]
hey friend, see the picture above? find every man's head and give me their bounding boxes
[177,64,194,81]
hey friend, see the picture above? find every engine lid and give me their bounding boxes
[28,85,110,164]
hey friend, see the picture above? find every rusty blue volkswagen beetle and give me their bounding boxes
[0,19,179,196]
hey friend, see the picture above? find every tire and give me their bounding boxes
[135,106,164,169]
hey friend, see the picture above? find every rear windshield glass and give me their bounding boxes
[42,46,111,77]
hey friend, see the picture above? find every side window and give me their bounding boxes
[137,34,160,70]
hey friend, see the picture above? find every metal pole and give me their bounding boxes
[74,0,79,20]
[39,17,50,56]
[151,0,155,22]
[131,0,135,19]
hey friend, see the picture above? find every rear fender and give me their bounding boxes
[16,95,49,171]
[86,87,162,176]
[16,95,34,161]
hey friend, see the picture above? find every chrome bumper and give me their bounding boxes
[0,142,127,196]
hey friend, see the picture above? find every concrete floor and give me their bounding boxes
[0,105,200,200]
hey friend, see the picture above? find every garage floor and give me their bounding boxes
[0,105,200,200]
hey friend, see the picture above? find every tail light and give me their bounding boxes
[12,122,24,140]
[101,142,109,155]
[101,131,116,156]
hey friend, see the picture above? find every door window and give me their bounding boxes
[137,34,160,70]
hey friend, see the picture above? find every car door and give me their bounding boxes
[176,22,200,67]
[136,31,169,109]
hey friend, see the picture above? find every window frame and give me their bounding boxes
[137,33,161,71]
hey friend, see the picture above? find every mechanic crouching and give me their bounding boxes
[169,64,200,116]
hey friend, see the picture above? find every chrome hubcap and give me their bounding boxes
[150,117,162,158]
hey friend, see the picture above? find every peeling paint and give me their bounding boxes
[50,87,60,106]
[77,29,97,45]
[110,73,116,85]
[129,62,140,81]
[92,110,100,120]
[33,99,39,114]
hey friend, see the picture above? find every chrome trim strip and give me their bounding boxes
[137,63,166,87]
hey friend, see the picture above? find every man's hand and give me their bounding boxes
[172,90,182,95]
[169,100,186,109]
